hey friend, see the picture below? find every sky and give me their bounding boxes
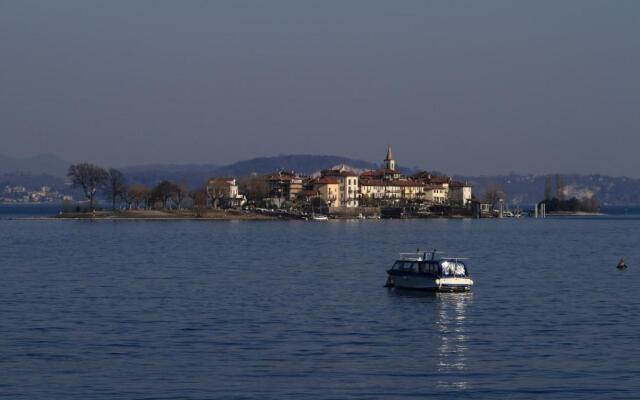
[1,1,639,176]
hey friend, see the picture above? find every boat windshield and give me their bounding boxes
[440,260,467,277]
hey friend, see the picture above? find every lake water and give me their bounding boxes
[1,205,640,399]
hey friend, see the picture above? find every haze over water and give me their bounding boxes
[2,207,639,399]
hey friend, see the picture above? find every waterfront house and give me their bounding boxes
[449,181,473,207]
[265,170,304,208]
[320,166,359,208]
[310,177,341,208]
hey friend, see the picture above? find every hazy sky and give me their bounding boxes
[1,1,639,176]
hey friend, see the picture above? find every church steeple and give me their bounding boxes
[384,146,396,170]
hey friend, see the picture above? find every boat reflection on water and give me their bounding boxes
[435,292,473,391]
[386,289,473,391]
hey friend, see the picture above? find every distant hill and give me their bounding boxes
[456,174,640,206]
[120,163,221,188]
[121,155,381,188]
[0,154,70,178]
[213,154,379,177]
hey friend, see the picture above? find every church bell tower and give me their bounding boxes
[384,146,396,170]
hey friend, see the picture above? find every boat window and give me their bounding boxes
[428,263,438,274]
[419,263,436,274]
[440,261,467,276]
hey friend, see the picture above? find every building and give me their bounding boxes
[358,147,471,206]
[310,177,341,207]
[449,181,473,207]
[320,166,359,207]
[206,177,245,208]
[265,170,304,208]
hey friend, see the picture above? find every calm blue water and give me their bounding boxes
[1,205,640,399]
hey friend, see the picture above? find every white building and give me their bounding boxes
[449,181,473,207]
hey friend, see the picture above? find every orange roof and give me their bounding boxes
[311,177,339,185]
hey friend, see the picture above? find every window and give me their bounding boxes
[440,261,466,276]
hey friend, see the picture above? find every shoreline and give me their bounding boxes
[545,211,606,216]
[18,209,475,221]
[5,208,612,221]
[51,209,281,221]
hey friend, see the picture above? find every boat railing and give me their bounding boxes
[399,251,434,261]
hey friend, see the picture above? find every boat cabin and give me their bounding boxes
[388,253,469,278]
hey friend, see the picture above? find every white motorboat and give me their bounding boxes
[385,250,474,292]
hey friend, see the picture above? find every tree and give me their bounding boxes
[556,175,565,201]
[544,176,552,201]
[482,183,505,209]
[104,168,127,210]
[189,187,208,216]
[584,195,599,213]
[144,187,157,209]
[125,184,149,209]
[67,163,109,211]
[152,180,179,209]
[237,175,269,206]
[172,183,188,210]
[207,179,232,209]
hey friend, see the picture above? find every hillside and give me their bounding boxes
[456,174,640,206]
[121,155,381,188]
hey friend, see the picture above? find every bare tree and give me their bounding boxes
[104,168,127,210]
[237,175,269,206]
[189,187,208,216]
[144,187,156,209]
[124,184,149,209]
[556,174,566,201]
[482,183,505,209]
[172,183,188,210]
[123,189,136,210]
[67,163,109,211]
[152,180,179,209]
[206,180,231,209]
[544,176,552,201]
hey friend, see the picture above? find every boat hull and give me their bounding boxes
[387,274,473,292]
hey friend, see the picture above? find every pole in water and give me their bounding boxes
[617,257,627,269]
